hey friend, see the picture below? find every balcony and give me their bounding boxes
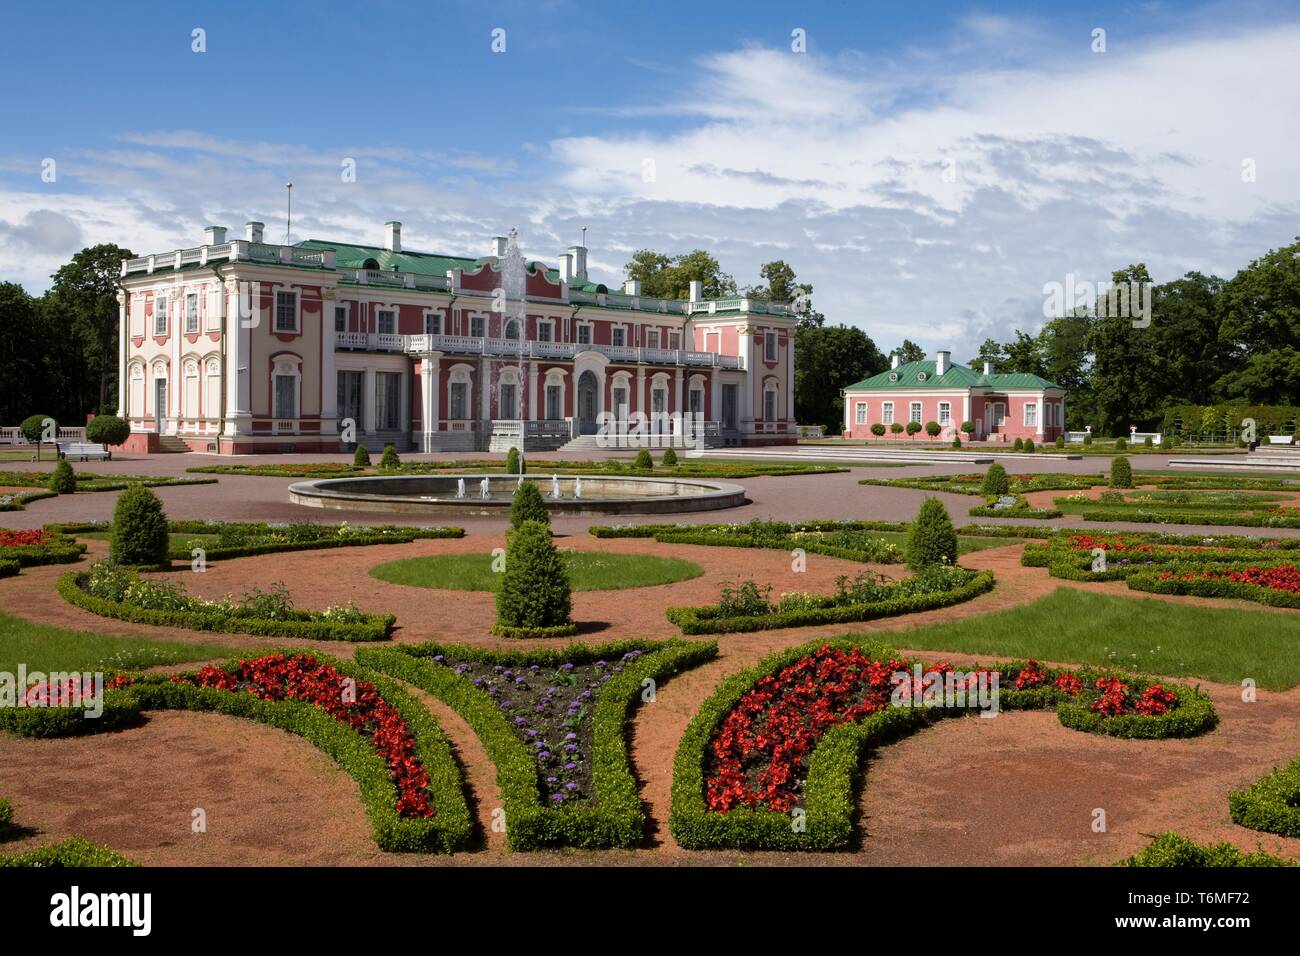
[399,334,741,368]
[122,241,334,276]
[335,331,404,351]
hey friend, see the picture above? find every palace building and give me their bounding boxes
[114,221,798,454]
[841,352,1065,443]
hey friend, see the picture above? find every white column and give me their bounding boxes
[170,288,182,427]
[785,331,795,427]
[116,294,128,417]
[1036,391,1045,437]
[710,366,722,423]
[636,367,646,423]
[674,367,684,419]
[420,357,433,451]
[320,297,337,435]
[528,360,539,422]
[224,280,252,437]
[962,394,970,430]
[363,367,377,436]
[479,355,491,424]
[738,327,755,434]
[429,354,441,447]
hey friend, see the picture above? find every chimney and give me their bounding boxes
[557,252,573,284]
[245,221,264,243]
[492,236,508,258]
[935,350,950,376]
[568,244,587,281]
[688,279,704,302]
[204,225,227,245]
[890,353,900,370]
[384,221,402,253]
[983,360,993,376]
[624,279,641,296]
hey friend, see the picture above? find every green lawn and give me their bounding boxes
[0,609,240,674]
[370,550,704,592]
[884,587,1300,689]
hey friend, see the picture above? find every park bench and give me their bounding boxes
[56,441,112,461]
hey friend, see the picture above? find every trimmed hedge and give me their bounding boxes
[666,568,995,635]
[0,837,138,868]
[493,519,572,637]
[1056,680,1218,739]
[1228,755,1300,838]
[0,688,142,738]
[906,498,957,569]
[1120,832,1292,867]
[110,485,169,567]
[968,495,1063,519]
[0,559,19,579]
[0,536,85,568]
[672,640,1218,850]
[49,459,76,494]
[359,638,717,850]
[1126,564,1300,608]
[0,796,12,831]
[58,571,396,641]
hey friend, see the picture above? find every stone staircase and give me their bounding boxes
[156,435,192,453]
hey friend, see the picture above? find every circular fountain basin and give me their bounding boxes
[287,474,748,516]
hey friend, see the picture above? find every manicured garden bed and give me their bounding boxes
[59,564,395,641]
[1228,754,1300,838]
[370,550,703,592]
[359,638,716,850]
[0,837,138,867]
[0,652,471,853]
[0,528,86,569]
[1054,488,1300,527]
[0,471,216,511]
[1120,832,1292,867]
[671,637,1217,850]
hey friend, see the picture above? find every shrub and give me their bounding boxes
[353,444,371,466]
[19,414,53,460]
[0,837,137,868]
[509,480,550,529]
[0,796,12,832]
[49,459,76,494]
[662,447,678,465]
[718,579,772,616]
[871,423,886,437]
[951,436,961,448]
[1055,436,1065,448]
[889,422,904,435]
[980,462,1010,496]
[494,520,573,636]
[1144,435,1154,448]
[905,421,922,437]
[960,421,975,437]
[1228,754,1300,838]
[1023,439,1035,454]
[1013,437,1024,451]
[1120,832,1290,867]
[906,498,958,570]
[634,448,654,469]
[109,485,169,567]
[1083,433,1093,446]
[85,415,129,447]
[505,446,523,475]
[379,443,400,470]
[1110,455,1134,489]
[1114,436,1128,450]
[1160,434,1175,450]
[924,421,941,438]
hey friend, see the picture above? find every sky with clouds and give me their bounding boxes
[1,0,1298,362]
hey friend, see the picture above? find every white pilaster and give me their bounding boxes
[528,360,539,422]
[116,294,128,417]
[320,298,337,435]
[1036,391,1045,437]
[363,367,377,436]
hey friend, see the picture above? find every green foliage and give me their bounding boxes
[0,796,11,831]
[1229,754,1300,838]
[379,443,400,470]
[906,497,958,570]
[509,480,550,530]
[49,459,76,494]
[19,414,52,449]
[494,521,573,636]
[951,436,961,448]
[633,448,653,469]
[1114,436,1128,450]
[1023,438,1035,453]
[353,444,371,466]
[889,422,904,435]
[1121,832,1291,867]
[905,421,922,436]
[980,462,1010,496]
[871,423,886,437]
[960,420,975,435]
[1055,436,1065,448]
[1012,437,1024,451]
[108,485,168,567]
[924,420,941,437]
[1083,433,1093,445]
[1110,455,1134,488]
[661,447,677,465]
[85,414,129,446]
[0,837,138,868]
[624,248,736,300]
[505,446,523,475]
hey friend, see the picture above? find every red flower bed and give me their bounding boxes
[0,529,57,548]
[158,653,433,818]
[22,676,99,707]
[1157,565,1300,593]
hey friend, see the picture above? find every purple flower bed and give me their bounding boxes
[429,650,646,804]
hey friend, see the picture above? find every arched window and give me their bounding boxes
[504,318,520,340]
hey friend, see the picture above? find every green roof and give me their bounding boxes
[845,359,1060,391]
[295,239,557,282]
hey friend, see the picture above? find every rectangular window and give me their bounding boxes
[689,387,704,415]
[764,389,777,421]
[449,382,469,420]
[274,291,297,332]
[545,385,562,420]
[274,375,295,420]
[613,386,628,418]
[537,320,552,343]
[646,329,660,349]
[154,296,168,336]
[337,371,363,425]
[375,372,401,430]
[612,327,626,348]
[424,312,441,335]
[883,402,894,425]
[377,310,396,335]
[185,293,199,333]
[939,402,951,425]
[577,324,591,345]
[764,332,778,362]
[910,402,922,424]
[855,402,867,425]
[1025,403,1038,427]
[668,332,681,350]
[334,306,347,333]
[470,315,485,338]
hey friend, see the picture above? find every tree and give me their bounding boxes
[967,338,1006,371]
[0,283,45,423]
[86,415,129,447]
[1086,263,1163,434]
[981,463,1009,496]
[510,481,550,529]
[906,499,958,570]
[494,520,573,635]
[1002,331,1047,376]
[109,485,169,567]
[1215,239,1300,404]
[624,249,736,300]
[47,243,133,414]
[894,340,926,364]
[794,324,887,430]
[744,260,822,325]
[20,414,54,461]
[924,421,941,438]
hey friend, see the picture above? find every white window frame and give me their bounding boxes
[536,319,553,343]
[668,331,681,350]
[938,401,951,425]
[764,331,778,362]
[883,402,894,425]
[1024,402,1038,427]
[334,304,349,333]
[910,401,922,424]
[154,295,168,336]
[646,329,660,349]
[185,293,199,333]
[376,308,396,336]
[611,326,626,348]
[423,310,441,335]
[576,322,592,345]
[274,290,300,333]
[469,314,486,338]
[764,385,778,422]
[855,401,867,425]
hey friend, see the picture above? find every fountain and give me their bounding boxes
[550,475,561,499]
[480,477,491,499]
[517,474,524,490]
[456,478,466,499]
[574,476,583,499]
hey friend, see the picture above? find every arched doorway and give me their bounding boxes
[577,370,599,434]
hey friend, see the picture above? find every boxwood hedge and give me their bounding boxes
[0,837,138,868]
[1228,754,1300,838]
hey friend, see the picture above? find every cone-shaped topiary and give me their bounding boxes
[662,447,678,465]
[505,446,524,475]
[906,498,958,571]
[1024,438,1035,453]
[951,436,962,448]
[49,459,76,494]
[1110,455,1134,489]
[510,480,550,529]
[1055,436,1065,448]
[109,485,169,567]
[980,462,1010,496]
[353,444,371,466]
[634,448,653,469]
[1012,437,1024,451]
[379,443,400,470]
[1114,436,1128,450]
[494,520,573,634]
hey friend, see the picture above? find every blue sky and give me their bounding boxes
[2,0,1299,359]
